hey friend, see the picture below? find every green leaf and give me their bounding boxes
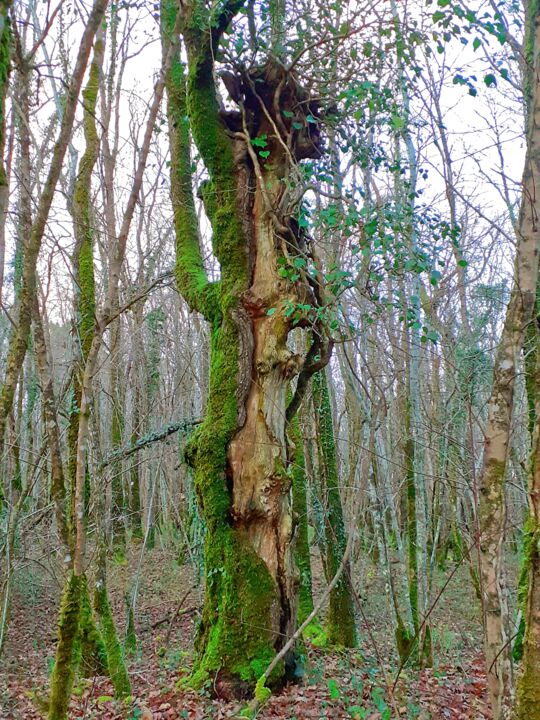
[266,307,277,316]
[292,121,303,130]
[306,114,317,124]
[251,134,268,148]
[282,110,294,118]
[484,73,497,87]
[97,696,114,703]
[472,37,481,50]
[293,256,306,268]
[457,259,468,267]
[259,150,270,159]
[391,114,405,130]
[432,10,445,22]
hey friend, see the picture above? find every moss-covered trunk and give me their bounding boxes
[0,0,12,311]
[163,0,330,696]
[48,574,82,720]
[289,410,314,625]
[312,369,357,648]
[93,545,131,697]
[516,5,540,696]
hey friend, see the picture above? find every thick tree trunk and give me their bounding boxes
[163,0,330,695]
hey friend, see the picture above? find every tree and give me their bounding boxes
[162,0,337,694]
[477,0,540,714]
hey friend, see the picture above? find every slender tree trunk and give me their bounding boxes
[0,0,12,309]
[479,1,540,715]
[48,31,108,720]
[0,0,109,470]
[312,369,357,648]
[516,333,540,717]
[288,407,315,627]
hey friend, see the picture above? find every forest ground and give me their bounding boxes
[0,543,492,720]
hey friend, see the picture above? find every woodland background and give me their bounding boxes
[0,0,537,718]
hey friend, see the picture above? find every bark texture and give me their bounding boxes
[480,1,540,716]
[163,0,329,695]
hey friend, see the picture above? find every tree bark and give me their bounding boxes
[163,0,331,695]
[479,1,540,716]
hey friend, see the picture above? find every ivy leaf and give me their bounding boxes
[282,110,294,118]
[430,269,442,285]
[259,150,270,159]
[391,113,405,130]
[266,307,277,316]
[251,134,268,148]
[472,37,481,51]
[306,114,317,124]
[484,74,497,87]
[292,121,303,130]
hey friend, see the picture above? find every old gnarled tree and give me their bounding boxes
[162,0,332,696]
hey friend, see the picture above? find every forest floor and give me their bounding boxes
[0,544,492,720]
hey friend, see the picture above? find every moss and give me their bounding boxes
[312,370,357,648]
[395,623,414,665]
[163,0,291,693]
[67,34,103,547]
[161,0,220,321]
[516,521,540,718]
[73,35,101,360]
[189,524,281,690]
[402,393,435,667]
[0,2,12,189]
[185,317,285,689]
[124,594,137,655]
[48,573,82,720]
[514,517,535,662]
[304,622,328,647]
[254,677,271,703]
[94,579,131,698]
[288,412,314,624]
[78,577,108,677]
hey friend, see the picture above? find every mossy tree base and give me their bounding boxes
[48,573,82,720]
